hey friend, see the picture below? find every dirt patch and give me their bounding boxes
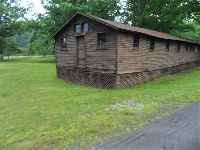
[106,100,142,110]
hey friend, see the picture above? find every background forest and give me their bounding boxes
[0,0,200,61]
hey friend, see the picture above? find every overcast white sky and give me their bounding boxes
[20,0,127,19]
[20,0,46,19]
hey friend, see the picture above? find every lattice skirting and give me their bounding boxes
[56,67,117,89]
[57,62,200,89]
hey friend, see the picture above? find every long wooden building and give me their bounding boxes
[53,12,200,88]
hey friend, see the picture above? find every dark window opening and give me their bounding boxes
[149,39,155,52]
[192,45,195,52]
[97,33,106,49]
[190,45,195,52]
[177,43,180,52]
[61,37,67,49]
[198,45,200,52]
[133,34,140,49]
[166,41,169,51]
[75,24,80,33]
[186,44,189,52]
[82,22,89,33]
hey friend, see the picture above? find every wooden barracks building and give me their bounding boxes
[53,12,200,88]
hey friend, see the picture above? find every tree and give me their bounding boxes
[175,22,200,42]
[28,32,54,57]
[3,41,22,59]
[125,0,199,34]
[125,0,148,25]
[26,16,55,57]
[15,32,31,49]
[0,0,27,61]
[87,0,121,21]
[186,0,200,22]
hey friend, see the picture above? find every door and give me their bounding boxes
[76,36,86,67]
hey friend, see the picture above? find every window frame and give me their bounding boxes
[186,44,189,52]
[177,43,180,52]
[189,44,193,52]
[149,38,155,52]
[166,41,169,52]
[133,34,140,49]
[61,37,67,50]
[82,22,89,33]
[192,45,195,52]
[74,23,81,33]
[97,32,107,50]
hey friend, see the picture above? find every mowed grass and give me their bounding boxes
[0,57,200,149]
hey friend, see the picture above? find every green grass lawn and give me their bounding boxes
[0,57,200,150]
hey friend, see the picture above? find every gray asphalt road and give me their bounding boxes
[88,101,200,150]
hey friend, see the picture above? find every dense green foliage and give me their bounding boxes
[1,57,200,149]
[0,0,28,60]
[3,40,22,59]
[15,33,31,49]
[175,23,200,42]
[126,0,200,34]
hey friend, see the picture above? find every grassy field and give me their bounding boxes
[0,57,200,149]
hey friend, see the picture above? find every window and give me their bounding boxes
[177,43,180,52]
[61,37,67,49]
[97,33,106,49]
[186,44,189,52]
[190,45,195,52]
[166,41,169,52]
[74,23,89,33]
[133,34,140,49]
[75,24,80,33]
[192,45,195,52]
[198,45,200,52]
[189,45,192,52]
[82,22,89,33]
[149,39,155,52]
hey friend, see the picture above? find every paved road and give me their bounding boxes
[88,101,200,150]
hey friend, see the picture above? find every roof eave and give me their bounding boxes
[52,13,80,38]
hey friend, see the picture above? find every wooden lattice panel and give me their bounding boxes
[57,66,116,89]
[57,61,200,89]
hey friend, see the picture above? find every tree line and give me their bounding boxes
[0,0,199,61]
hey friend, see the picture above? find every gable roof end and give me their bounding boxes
[52,12,120,38]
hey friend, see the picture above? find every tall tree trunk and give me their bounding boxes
[0,40,4,62]
[0,53,4,62]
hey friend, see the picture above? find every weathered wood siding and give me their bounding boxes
[55,16,117,73]
[117,31,199,74]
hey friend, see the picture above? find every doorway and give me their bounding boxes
[76,36,86,67]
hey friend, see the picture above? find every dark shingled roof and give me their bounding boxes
[53,12,198,44]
